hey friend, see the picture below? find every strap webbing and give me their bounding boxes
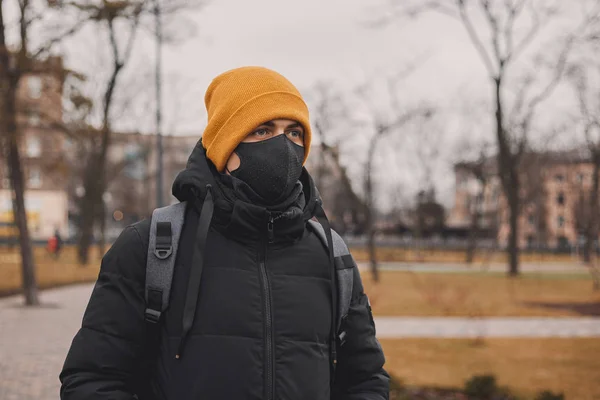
[145,201,187,323]
[307,219,354,330]
[176,186,214,359]
[314,202,338,383]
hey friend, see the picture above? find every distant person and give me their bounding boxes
[60,67,389,400]
[53,228,63,258]
[47,229,63,259]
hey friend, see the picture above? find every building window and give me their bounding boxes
[556,192,565,206]
[527,235,535,249]
[554,174,565,183]
[528,213,535,225]
[577,173,585,184]
[491,186,500,204]
[63,138,73,151]
[28,167,41,188]
[26,136,41,157]
[123,144,146,180]
[27,76,42,99]
[1,170,9,188]
[557,236,570,250]
[27,110,40,126]
[557,215,565,228]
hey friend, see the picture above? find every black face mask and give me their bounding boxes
[229,134,305,204]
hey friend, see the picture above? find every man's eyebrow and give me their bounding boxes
[286,122,303,130]
[259,121,275,127]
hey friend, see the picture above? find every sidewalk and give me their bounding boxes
[0,284,91,400]
[1,283,599,399]
[375,316,600,338]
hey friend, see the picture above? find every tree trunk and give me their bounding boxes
[7,134,39,305]
[507,190,520,276]
[466,210,478,264]
[367,226,379,282]
[77,31,122,263]
[365,138,379,282]
[584,155,600,263]
[98,200,106,257]
[317,142,327,189]
[494,76,520,276]
[77,152,100,265]
[0,2,39,305]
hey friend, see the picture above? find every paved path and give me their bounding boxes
[1,284,600,399]
[0,284,92,400]
[375,316,600,338]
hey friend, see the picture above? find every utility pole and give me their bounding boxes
[154,0,164,209]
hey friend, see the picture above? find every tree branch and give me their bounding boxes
[32,17,90,59]
[121,6,143,65]
[403,0,460,19]
[572,65,600,149]
[458,0,498,77]
[522,35,574,121]
[377,106,434,138]
[479,0,504,66]
[504,0,528,59]
[107,17,121,68]
[507,74,533,130]
[507,1,543,62]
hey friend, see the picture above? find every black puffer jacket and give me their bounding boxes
[60,141,389,400]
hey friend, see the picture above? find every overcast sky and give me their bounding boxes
[53,0,589,209]
[158,0,489,132]
[158,0,490,208]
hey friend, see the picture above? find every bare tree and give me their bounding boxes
[407,116,445,261]
[387,0,600,276]
[569,63,600,288]
[458,148,490,264]
[71,1,146,264]
[0,4,38,304]
[66,0,204,263]
[0,0,90,305]
[309,82,367,234]
[354,73,433,282]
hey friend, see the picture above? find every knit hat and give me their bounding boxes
[201,66,312,172]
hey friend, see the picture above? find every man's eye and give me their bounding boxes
[254,128,269,136]
[287,130,303,138]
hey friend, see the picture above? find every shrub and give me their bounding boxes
[464,375,498,399]
[535,391,564,400]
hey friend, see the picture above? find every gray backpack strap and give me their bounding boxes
[307,220,354,333]
[145,201,187,323]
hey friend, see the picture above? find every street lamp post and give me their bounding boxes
[154,0,164,209]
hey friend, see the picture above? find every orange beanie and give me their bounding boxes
[202,66,312,172]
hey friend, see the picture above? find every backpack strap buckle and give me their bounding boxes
[145,308,162,324]
[154,221,173,259]
[145,288,163,324]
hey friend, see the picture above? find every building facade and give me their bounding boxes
[0,54,201,241]
[0,56,70,241]
[448,150,593,250]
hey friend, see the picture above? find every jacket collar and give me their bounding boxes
[172,139,320,245]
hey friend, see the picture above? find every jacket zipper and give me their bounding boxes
[260,213,275,400]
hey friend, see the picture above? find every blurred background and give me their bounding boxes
[1,0,600,399]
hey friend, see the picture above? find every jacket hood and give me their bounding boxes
[172,139,322,237]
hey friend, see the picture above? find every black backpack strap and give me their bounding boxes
[307,219,355,337]
[145,201,187,323]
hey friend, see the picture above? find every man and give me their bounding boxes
[60,66,389,400]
